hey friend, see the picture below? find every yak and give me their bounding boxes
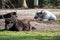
[9,19,32,31]
[6,15,35,31]
[8,13,35,31]
[34,10,57,21]
[0,12,17,30]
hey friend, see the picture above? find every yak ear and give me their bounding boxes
[39,12,42,14]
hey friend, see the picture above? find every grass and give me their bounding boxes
[0,30,60,40]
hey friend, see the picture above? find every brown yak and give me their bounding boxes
[0,12,35,31]
[5,12,35,31]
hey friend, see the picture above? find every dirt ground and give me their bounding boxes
[30,20,60,32]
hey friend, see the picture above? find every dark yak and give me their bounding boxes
[0,12,17,30]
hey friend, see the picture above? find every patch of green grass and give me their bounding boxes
[0,31,60,40]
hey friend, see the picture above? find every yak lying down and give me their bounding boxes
[0,12,35,31]
[34,10,57,21]
[7,19,36,31]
